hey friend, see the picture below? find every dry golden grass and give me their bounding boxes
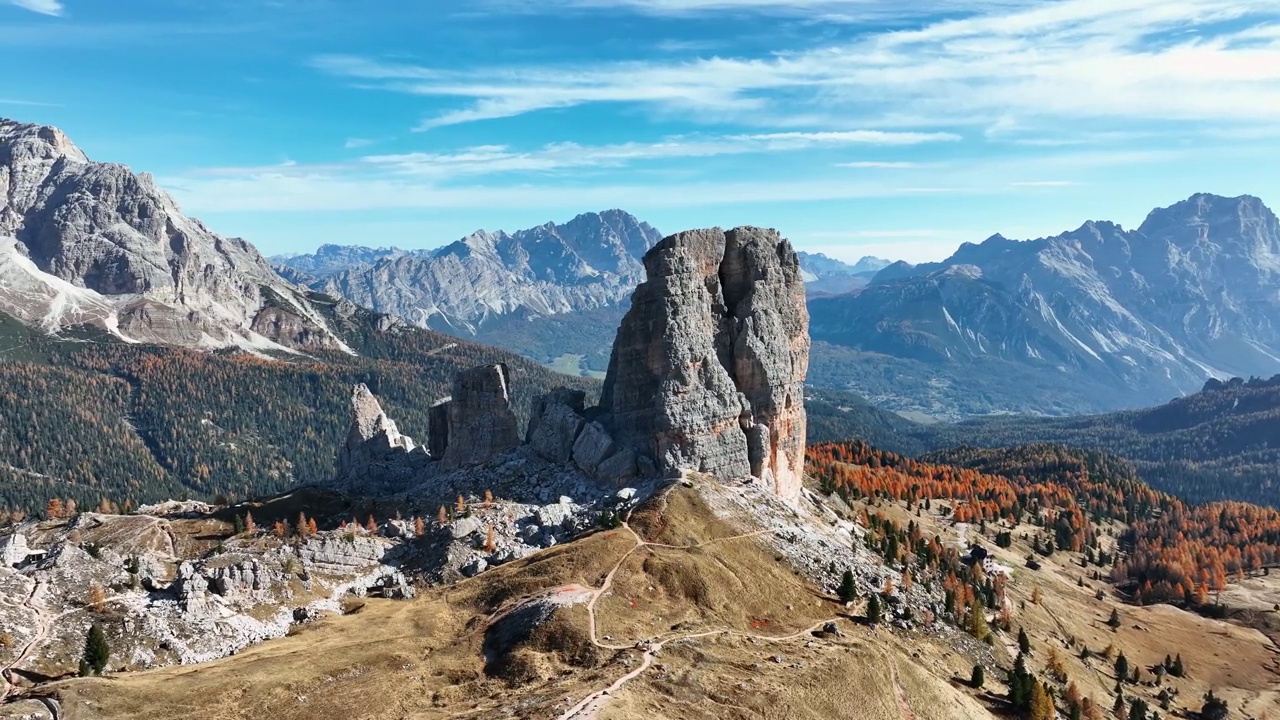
[46,483,1278,720]
[863,496,1280,720]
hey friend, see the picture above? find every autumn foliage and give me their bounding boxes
[808,440,1280,606]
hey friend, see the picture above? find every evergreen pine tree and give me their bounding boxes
[1115,653,1130,683]
[838,569,857,604]
[82,622,109,676]
[971,663,984,689]
[866,593,882,624]
[1018,626,1032,655]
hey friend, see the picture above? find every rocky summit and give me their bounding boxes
[334,225,810,503]
[602,227,810,501]
[0,119,346,350]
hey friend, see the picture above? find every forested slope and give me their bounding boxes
[0,297,595,516]
[919,377,1280,506]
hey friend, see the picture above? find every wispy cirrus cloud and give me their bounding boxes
[163,144,1179,215]
[495,0,1032,21]
[317,0,1280,134]
[6,0,63,16]
[190,130,954,182]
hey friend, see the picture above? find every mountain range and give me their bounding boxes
[808,193,1280,417]
[4,115,1279,429]
[272,217,888,376]
[795,251,891,297]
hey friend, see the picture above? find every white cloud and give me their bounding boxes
[343,137,375,149]
[316,0,1280,132]
[6,0,62,15]
[501,0,1031,21]
[1010,180,1075,187]
[192,130,954,182]
[163,145,1173,215]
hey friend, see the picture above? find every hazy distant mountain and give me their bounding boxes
[0,118,346,351]
[796,252,891,297]
[272,244,407,284]
[808,193,1280,417]
[276,211,662,338]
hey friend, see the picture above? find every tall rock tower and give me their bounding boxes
[599,226,810,501]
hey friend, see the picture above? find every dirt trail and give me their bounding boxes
[555,518,837,720]
[2,578,49,700]
[2,581,131,702]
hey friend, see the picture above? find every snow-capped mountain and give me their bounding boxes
[808,193,1280,414]
[0,118,347,351]
[276,210,663,335]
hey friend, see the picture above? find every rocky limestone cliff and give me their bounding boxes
[338,384,423,492]
[0,118,345,350]
[333,226,809,503]
[439,364,522,469]
[600,227,809,501]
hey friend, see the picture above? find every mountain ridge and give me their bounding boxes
[0,118,347,352]
[809,192,1280,416]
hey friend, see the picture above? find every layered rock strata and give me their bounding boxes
[599,226,809,500]
[440,364,522,468]
[335,226,808,502]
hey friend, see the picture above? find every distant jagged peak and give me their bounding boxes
[1139,192,1277,236]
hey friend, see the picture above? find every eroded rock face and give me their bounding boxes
[428,399,451,459]
[526,389,587,464]
[0,119,346,350]
[600,227,809,500]
[441,364,521,468]
[338,384,417,492]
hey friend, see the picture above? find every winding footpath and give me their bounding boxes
[2,580,131,704]
[1,579,49,701]
[554,519,837,720]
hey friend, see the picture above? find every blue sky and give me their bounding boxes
[2,0,1279,263]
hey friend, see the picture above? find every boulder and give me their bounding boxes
[571,421,616,472]
[527,391,587,463]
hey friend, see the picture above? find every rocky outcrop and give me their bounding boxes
[600,227,809,500]
[526,389,587,464]
[337,384,419,492]
[0,532,31,567]
[0,118,345,350]
[331,227,807,501]
[440,364,521,468]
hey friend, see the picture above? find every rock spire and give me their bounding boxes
[600,226,809,500]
